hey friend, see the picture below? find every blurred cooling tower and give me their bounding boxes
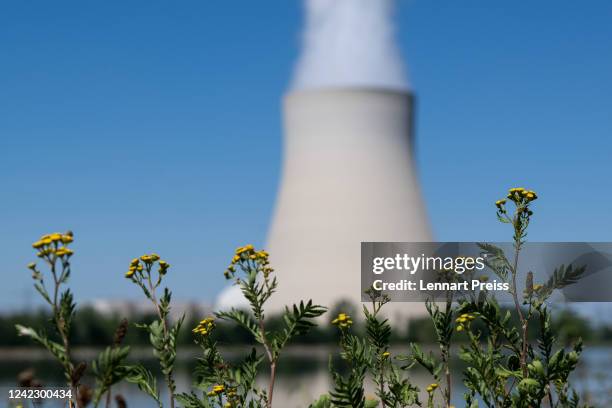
[264,88,432,314]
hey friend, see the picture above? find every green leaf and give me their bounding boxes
[91,345,131,405]
[477,242,510,280]
[125,365,162,407]
[15,325,69,367]
[216,309,263,343]
[272,300,326,356]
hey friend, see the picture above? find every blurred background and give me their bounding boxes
[1,0,612,406]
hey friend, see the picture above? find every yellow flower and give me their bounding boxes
[207,384,225,396]
[55,247,73,257]
[32,240,44,249]
[236,244,255,255]
[125,270,135,278]
[382,351,390,358]
[27,262,36,270]
[159,260,170,274]
[61,234,73,244]
[193,317,215,336]
[533,284,543,291]
[456,326,464,332]
[130,258,140,266]
[332,312,353,328]
[495,199,506,207]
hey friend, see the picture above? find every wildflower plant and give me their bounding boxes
[321,289,420,408]
[178,244,326,408]
[419,188,589,408]
[125,254,184,408]
[16,232,83,400]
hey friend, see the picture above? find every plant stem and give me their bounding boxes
[105,388,111,408]
[51,257,79,408]
[146,274,175,408]
[511,243,528,377]
[268,361,277,408]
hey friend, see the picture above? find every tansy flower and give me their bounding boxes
[61,234,73,244]
[207,384,225,397]
[55,247,73,257]
[332,313,353,329]
[125,270,135,278]
[426,383,439,393]
[193,317,215,336]
[382,351,390,358]
[158,260,170,274]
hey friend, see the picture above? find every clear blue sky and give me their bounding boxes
[1,1,611,311]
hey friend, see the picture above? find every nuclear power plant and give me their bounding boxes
[217,0,431,316]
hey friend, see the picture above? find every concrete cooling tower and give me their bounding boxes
[265,88,431,314]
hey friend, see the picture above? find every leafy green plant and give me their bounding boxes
[91,319,131,407]
[177,244,326,408]
[412,188,590,408]
[16,232,82,400]
[125,254,184,408]
[323,289,420,408]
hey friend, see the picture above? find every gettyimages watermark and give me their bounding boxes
[361,242,612,302]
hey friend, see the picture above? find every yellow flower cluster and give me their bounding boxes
[192,317,215,336]
[331,313,353,329]
[456,312,477,332]
[207,384,225,397]
[506,187,538,203]
[31,232,74,259]
[496,188,538,214]
[426,383,439,393]
[125,254,169,279]
[382,351,391,359]
[224,244,274,279]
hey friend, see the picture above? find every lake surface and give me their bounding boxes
[1,345,611,407]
